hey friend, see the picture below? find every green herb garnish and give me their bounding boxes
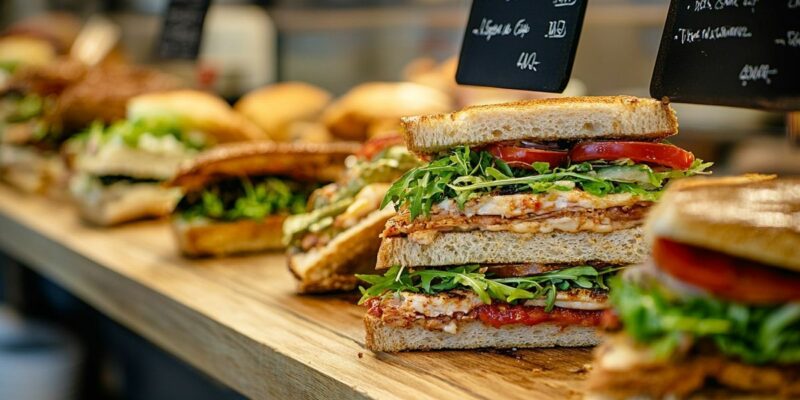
[612,276,800,364]
[357,265,619,311]
[382,146,712,221]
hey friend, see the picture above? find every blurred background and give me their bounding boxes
[0,1,797,399]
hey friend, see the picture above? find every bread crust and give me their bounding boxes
[364,313,599,352]
[376,228,647,269]
[401,95,678,155]
[288,208,393,293]
[172,216,286,257]
[234,82,332,141]
[647,175,800,272]
[72,182,180,226]
[167,141,359,192]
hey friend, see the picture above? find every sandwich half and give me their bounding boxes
[284,136,421,293]
[588,175,800,398]
[65,89,265,226]
[169,141,358,257]
[358,96,712,352]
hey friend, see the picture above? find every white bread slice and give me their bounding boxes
[288,208,394,293]
[0,145,66,195]
[402,96,678,155]
[646,175,800,273]
[69,176,181,226]
[365,313,599,352]
[376,228,647,269]
[172,215,286,257]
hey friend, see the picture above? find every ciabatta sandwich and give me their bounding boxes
[358,96,712,352]
[169,141,359,257]
[284,136,421,293]
[66,90,265,226]
[588,175,800,398]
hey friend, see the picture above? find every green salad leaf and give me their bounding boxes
[76,116,206,150]
[382,146,712,221]
[5,93,44,123]
[612,276,800,364]
[178,177,314,221]
[357,264,618,311]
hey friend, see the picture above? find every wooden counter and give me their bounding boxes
[0,186,592,400]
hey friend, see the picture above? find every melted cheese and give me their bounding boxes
[434,191,644,218]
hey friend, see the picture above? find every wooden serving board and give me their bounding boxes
[0,186,593,400]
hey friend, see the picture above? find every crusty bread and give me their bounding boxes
[0,36,57,68]
[127,90,267,143]
[172,215,286,257]
[288,208,394,293]
[647,174,800,272]
[402,96,678,155]
[0,145,66,195]
[71,144,192,180]
[168,141,359,192]
[70,179,181,226]
[365,314,599,352]
[234,82,332,142]
[376,228,647,269]
[322,82,453,141]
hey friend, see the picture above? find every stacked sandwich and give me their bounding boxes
[169,141,358,257]
[589,175,800,398]
[65,90,264,225]
[358,96,711,352]
[284,136,421,293]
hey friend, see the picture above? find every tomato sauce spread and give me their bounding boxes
[475,304,603,328]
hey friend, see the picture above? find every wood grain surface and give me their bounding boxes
[0,186,593,400]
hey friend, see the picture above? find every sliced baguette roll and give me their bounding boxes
[401,96,678,155]
[365,314,599,352]
[288,207,394,293]
[376,228,647,269]
[172,216,286,257]
[71,181,181,226]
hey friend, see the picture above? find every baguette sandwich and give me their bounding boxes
[357,96,712,352]
[66,90,264,226]
[169,141,359,257]
[588,175,800,398]
[284,136,422,293]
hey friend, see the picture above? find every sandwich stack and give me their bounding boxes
[358,96,711,352]
[589,175,800,398]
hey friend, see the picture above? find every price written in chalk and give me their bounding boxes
[517,52,541,71]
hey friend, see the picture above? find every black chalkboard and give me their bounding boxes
[157,0,212,60]
[455,0,587,93]
[651,0,800,111]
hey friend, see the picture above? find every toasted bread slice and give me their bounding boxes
[376,228,647,269]
[70,178,180,226]
[365,313,599,352]
[402,96,678,155]
[288,208,394,293]
[646,174,800,272]
[172,215,286,257]
[168,141,359,193]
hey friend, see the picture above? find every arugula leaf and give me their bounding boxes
[382,146,712,220]
[612,276,800,364]
[71,116,207,150]
[356,265,619,311]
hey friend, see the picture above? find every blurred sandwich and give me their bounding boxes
[169,141,359,257]
[589,175,800,398]
[322,82,452,141]
[66,90,264,226]
[357,96,712,352]
[235,82,332,142]
[284,135,421,293]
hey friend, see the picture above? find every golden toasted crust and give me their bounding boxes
[402,95,679,155]
[647,175,800,272]
[234,82,332,142]
[172,216,286,257]
[167,141,359,192]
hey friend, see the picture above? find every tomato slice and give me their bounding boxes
[570,141,695,170]
[653,238,800,304]
[486,144,568,169]
[357,135,405,160]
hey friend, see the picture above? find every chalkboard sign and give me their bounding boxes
[157,0,211,60]
[651,0,800,111]
[455,0,587,93]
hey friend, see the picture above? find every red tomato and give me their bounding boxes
[486,144,568,169]
[653,238,800,304]
[357,135,405,160]
[570,141,695,170]
[475,304,603,328]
